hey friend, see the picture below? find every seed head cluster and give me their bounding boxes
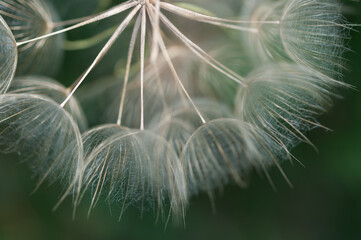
[0,0,354,221]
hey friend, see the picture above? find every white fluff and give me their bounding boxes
[0,93,83,186]
[78,124,187,219]
[9,76,88,131]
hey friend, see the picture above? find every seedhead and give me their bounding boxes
[0,0,357,222]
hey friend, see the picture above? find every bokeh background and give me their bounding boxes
[0,0,360,239]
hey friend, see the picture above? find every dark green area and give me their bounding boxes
[1,1,361,239]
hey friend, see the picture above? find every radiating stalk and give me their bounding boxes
[16,0,138,46]
[156,8,246,87]
[160,2,279,31]
[117,14,142,125]
[147,5,206,124]
[140,6,147,130]
[61,5,141,108]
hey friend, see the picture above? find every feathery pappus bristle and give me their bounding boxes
[9,76,88,131]
[181,118,289,199]
[235,63,340,149]
[79,125,187,219]
[242,0,349,78]
[0,93,83,186]
[150,99,233,155]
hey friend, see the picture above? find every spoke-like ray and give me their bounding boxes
[16,0,137,46]
[155,8,246,87]
[117,14,142,125]
[61,5,141,108]
[140,6,146,130]
[147,5,206,124]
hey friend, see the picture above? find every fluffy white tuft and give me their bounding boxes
[181,118,287,198]
[235,63,338,148]
[242,0,349,78]
[150,99,233,155]
[78,125,187,219]
[0,93,83,186]
[9,76,88,131]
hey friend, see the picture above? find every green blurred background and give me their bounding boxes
[1,1,361,239]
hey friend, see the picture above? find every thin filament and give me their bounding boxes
[117,14,142,125]
[140,6,147,130]
[147,5,206,124]
[160,2,280,25]
[150,0,161,62]
[157,9,246,87]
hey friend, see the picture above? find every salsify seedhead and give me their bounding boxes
[0,0,356,222]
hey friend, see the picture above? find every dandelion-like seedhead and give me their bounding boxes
[0,0,356,222]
